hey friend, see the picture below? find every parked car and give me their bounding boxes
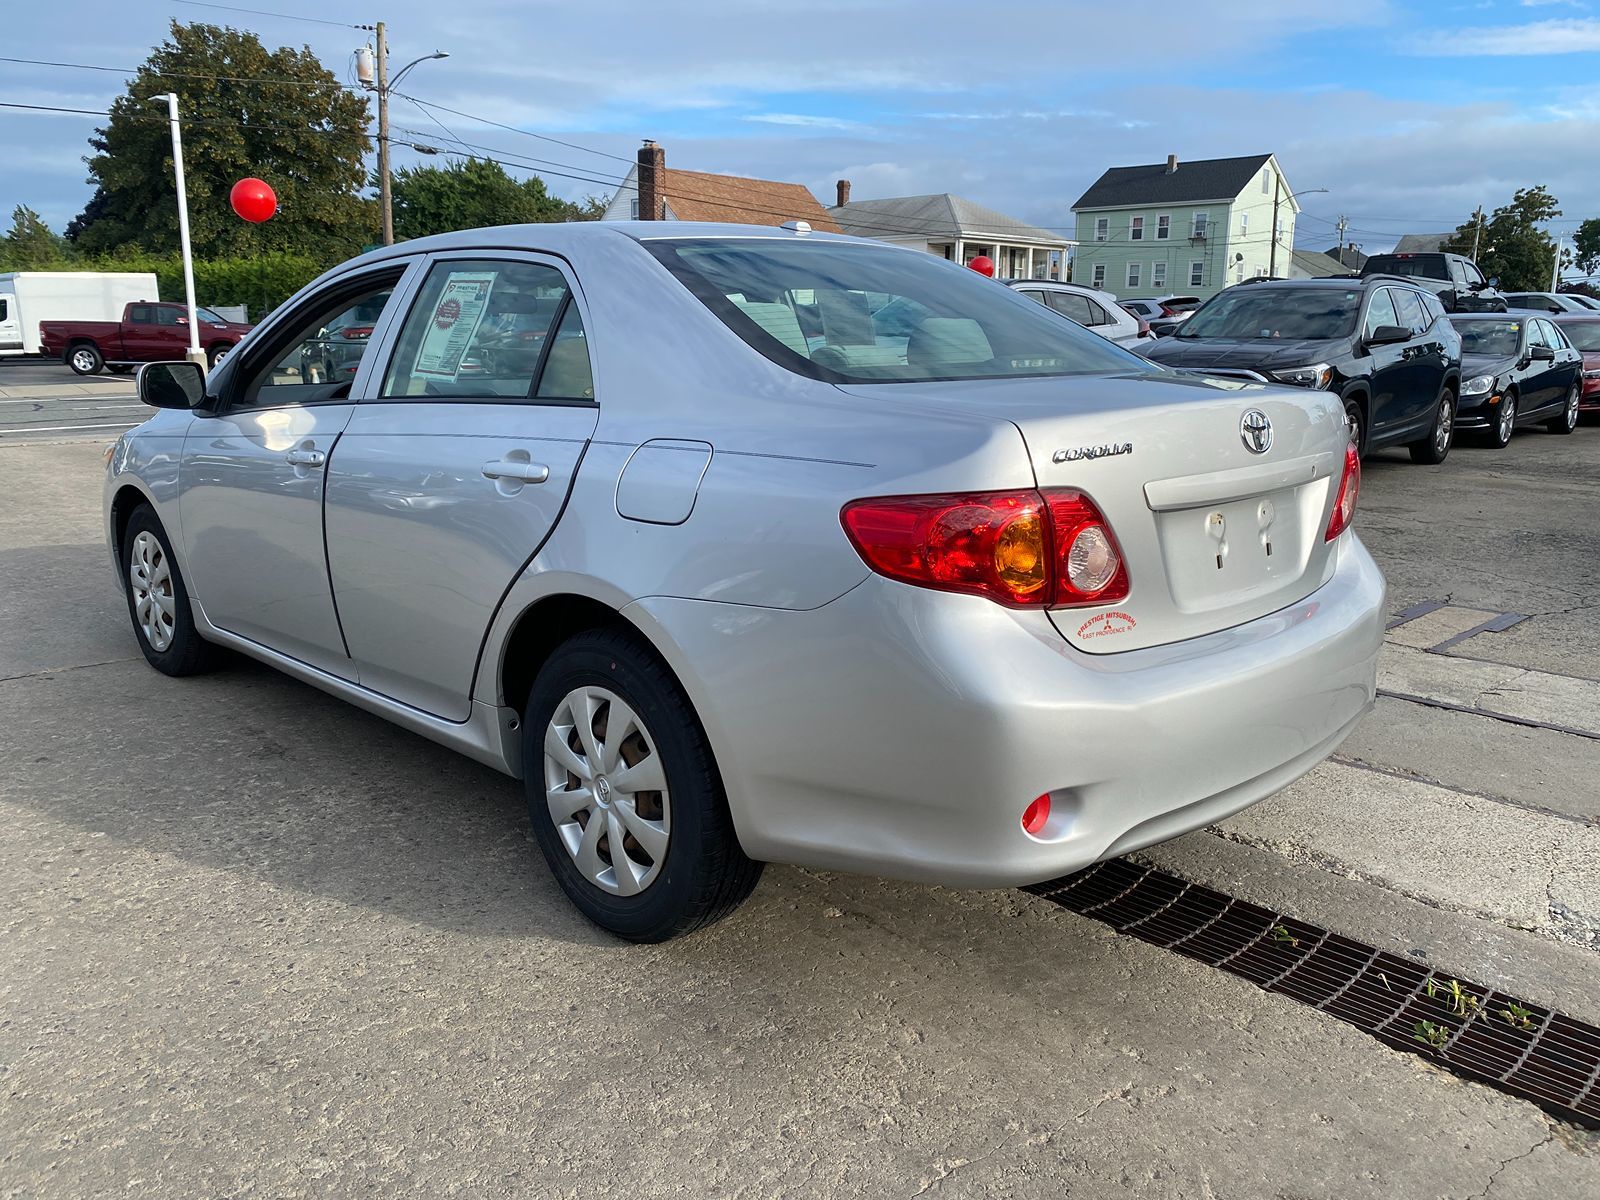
[1449,312,1584,446]
[41,301,253,374]
[297,294,392,384]
[1551,313,1600,418]
[1120,295,1203,337]
[1140,276,1463,463]
[1567,294,1600,312]
[108,222,1384,941]
[1501,291,1594,315]
[1005,279,1147,348]
[0,271,157,360]
[1359,251,1506,313]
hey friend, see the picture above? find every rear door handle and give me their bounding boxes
[482,459,549,484]
[285,448,326,466]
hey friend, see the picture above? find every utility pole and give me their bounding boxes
[161,93,204,368]
[1336,215,1348,267]
[1469,206,1485,260]
[1552,237,1563,292]
[376,21,392,246]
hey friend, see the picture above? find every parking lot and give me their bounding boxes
[3,361,1598,1197]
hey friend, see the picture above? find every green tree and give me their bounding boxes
[1442,187,1560,292]
[391,157,596,239]
[0,206,68,269]
[69,21,374,258]
[1572,217,1600,280]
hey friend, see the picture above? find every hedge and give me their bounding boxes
[17,251,327,319]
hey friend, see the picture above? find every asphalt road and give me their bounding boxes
[0,360,143,441]
[3,394,1599,1197]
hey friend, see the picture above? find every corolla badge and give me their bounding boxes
[1240,409,1273,454]
[1053,442,1132,464]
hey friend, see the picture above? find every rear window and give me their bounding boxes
[1177,287,1360,341]
[1451,318,1522,356]
[1364,254,1449,281]
[645,237,1143,383]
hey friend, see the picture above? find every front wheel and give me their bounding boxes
[1547,382,1580,435]
[1343,397,1367,457]
[1488,391,1517,449]
[121,505,221,676]
[523,628,762,942]
[1410,390,1455,464]
[68,343,103,375]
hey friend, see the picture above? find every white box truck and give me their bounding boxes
[0,271,160,358]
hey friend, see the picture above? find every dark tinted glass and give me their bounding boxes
[649,238,1144,383]
[1393,289,1429,334]
[1179,287,1360,340]
[1557,322,1600,351]
[1365,254,1449,281]
[1452,319,1521,356]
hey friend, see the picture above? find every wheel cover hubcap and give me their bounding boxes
[128,531,175,652]
[1500,397,1515,442]
[1437,397,1453,453]
[1569,387,1580,428]
[543,685,671,896]
[73,350,93,370]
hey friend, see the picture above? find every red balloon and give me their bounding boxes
[967,254,995,277]
[230,177,277,223]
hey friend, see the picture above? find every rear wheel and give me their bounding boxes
[68,343,103,375]
[1547,382,1580,434]
[522,628,762,942]
[1409,389,1455,464]
[207,343,231,368]
[108,364,134,375]
[1488,391,1517,449]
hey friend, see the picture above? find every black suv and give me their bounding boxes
[1139,277,1463,463]
[1359,252,1507,313]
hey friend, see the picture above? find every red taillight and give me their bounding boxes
[840,489,1129,609]
[340,326,373,339]
[1325,441,1361,541]
[1135,317,1152,338]
[1022,794,1051,835]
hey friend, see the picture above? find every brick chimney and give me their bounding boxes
[1165,154,1178,174]
[836,179,851,207]
[637,139,665,220]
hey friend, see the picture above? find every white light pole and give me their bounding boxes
[160,92,206,368]
[1552,237,1563,292]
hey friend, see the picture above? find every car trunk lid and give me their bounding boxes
[836,372,1349,653]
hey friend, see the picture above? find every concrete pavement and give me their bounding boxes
[3,412,1599,1196]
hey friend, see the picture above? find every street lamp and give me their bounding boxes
[1271,185,1328,279]
[358,25,449,245]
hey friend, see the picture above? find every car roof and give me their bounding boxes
[1448,311,1522,320]
[1552,311,1600,320]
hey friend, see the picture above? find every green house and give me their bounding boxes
[1070,153,1300,301]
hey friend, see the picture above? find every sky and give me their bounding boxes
[4,0,1600,260]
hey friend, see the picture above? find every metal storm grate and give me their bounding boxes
[1024,859,1600,1128]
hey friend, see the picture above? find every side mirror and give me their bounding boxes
[137,361,208,410]
[1488,277,1501,289]
[1530,344,1555,362]
[1365,324,1411,347]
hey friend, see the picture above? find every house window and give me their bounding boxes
[1094,217,1109,242]
[1240,212,1249,236]
[1127,263,1141,289]
[1262,169,1271,195]
[629,197,639,219]
[1190,261,1204,287]
[1130,216,1144,242]
[1152,261,1167,288]
[1236,262,1245,284]
[1156,214,1170,240]
[1092,263,1106,289]
[1192,212,1209,239]
[1275,217,1284,241]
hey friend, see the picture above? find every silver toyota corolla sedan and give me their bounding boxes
[106,222,1385,941]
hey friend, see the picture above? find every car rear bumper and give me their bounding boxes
[631,534,1385,888]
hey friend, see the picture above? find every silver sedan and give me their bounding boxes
[106,222,1385,941]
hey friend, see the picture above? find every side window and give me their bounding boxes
[1084,298,1115,327]
[1364,289,1401,336]
[382,259,577,400]
[1018,290,1049,307]
[534,301,595,400]
[0,298,7,322]
[1394,289,1429,335]
[1533,320,1560,349]
[128,305,152,324]
[238,277,401,409]
[1047,292,1094,326]
[155,306,184,327]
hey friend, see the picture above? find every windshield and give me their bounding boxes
[197,307,228,323]
[1452,318,1522,356]
[646,237,1146,383]
[1178,288,1360,340]
[1365,254,1447,281]
[1559,322,1600,351]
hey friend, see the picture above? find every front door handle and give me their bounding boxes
[482,459,549,484]
[285,448,326,467]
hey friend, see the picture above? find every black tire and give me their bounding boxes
[1547,381,1581,435]
[522,627,762,942]
[1343,396,1367,457]
[1409,387,1456,464]
[120,505,221,677]
[67,343,103,375]
[108,364,135,375]
[1487,390,1517,449]
[208,343,231,368]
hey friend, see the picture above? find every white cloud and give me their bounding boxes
[1418,17,1600,53]
[742,113,865,131]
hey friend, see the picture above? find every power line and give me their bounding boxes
[167,0,364,29]
[391,91,635,165]
[0,55,364,91]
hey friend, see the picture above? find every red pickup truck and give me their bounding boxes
[39,301,254,375]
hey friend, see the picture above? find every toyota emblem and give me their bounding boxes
[1240,409,1273,454]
